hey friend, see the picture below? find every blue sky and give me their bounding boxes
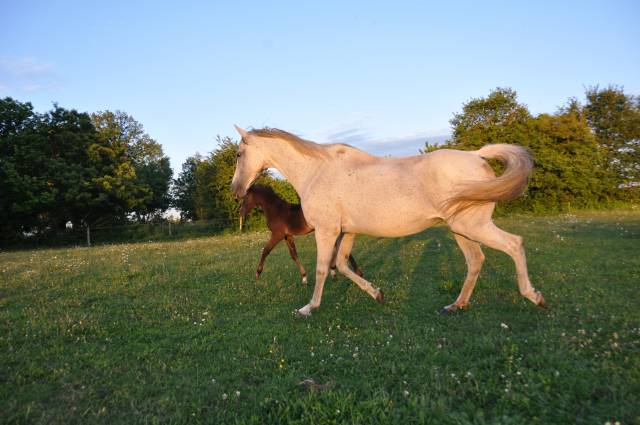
[2,0,639,170]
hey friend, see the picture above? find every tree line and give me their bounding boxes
[424,86,639,212]
[1,85,638,244]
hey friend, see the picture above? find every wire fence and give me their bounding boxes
[1,217,259,250]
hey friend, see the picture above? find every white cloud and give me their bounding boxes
[0,57,55,76]
[323,125,450,157]
[23,82,58,93]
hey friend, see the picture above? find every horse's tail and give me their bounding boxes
[443,144,533,216]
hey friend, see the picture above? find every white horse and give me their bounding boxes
[231,126,546,316]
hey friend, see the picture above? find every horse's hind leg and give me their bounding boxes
[348,254,364,278]
[256,234,283,280]
[335,233,383,303]
[442,234,485,313]
[450,218,546,308]
[284,236,308,284]
[329,233,344,279]
[328,235,363,278]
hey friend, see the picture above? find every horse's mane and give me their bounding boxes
[248,127,331,159]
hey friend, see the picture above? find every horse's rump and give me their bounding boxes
[442,144,533,216]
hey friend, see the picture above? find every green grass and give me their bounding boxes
[1,210,639,424]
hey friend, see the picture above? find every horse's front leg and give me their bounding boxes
[297,230,339,316]
[256,234,283,280]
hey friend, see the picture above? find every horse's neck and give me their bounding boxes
[263,138,323,196]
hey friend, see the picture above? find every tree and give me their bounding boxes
[91,111,173,220]
[172,154,201,221]
[426,88,613,212]
[0,98,52,236]
[449,87,532,149]
[194,136,240,224]
[584,85,640,198]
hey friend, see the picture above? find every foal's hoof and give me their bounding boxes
[301,276,308,284]
[375,289,385,305]
[536,291,547,309]
[255,272,261,280]
[330,269,337,279]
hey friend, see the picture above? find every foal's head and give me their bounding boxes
[239,185,278,230]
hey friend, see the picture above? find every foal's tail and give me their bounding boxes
[443,144,533,216]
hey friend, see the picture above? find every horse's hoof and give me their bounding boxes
[440,303,466,315]
[302,276,308,284]
[536,291,547,309]
[296,305,313,317]
[375,289,385,305]
[330,269,337,279]
[255,271,261,280]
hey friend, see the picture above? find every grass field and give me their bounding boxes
[1,210,639,424]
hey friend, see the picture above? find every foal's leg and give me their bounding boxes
[284,235,308,284]
[256,233,283,280]
[335,233,383,303]
[442,234,485,313]
[451,219,546,307]
[297,230,339,316]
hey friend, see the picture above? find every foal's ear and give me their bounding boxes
[234,124,249,141]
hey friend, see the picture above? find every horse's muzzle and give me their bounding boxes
[230,182,246,199]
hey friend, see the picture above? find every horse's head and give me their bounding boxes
[231,125,269,199]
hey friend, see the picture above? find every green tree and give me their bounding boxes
[584,85,640,198]
[91,111,173,220]
[426,88,612,212]
[450,87,532,149]
[194,137,240,224]
[0,98,52,236]
[172,154,202,221]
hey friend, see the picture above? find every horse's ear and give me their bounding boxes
[234,124,249,141]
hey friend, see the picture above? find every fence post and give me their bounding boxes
[86,224,91,247]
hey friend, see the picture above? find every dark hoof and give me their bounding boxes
[375,289,385,305]
[536,291,547,309]
[255,272,261,280]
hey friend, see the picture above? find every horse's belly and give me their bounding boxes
[347,218,440,237]
[341,205,440,237]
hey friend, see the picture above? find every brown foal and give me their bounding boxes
[240,185,363,283]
